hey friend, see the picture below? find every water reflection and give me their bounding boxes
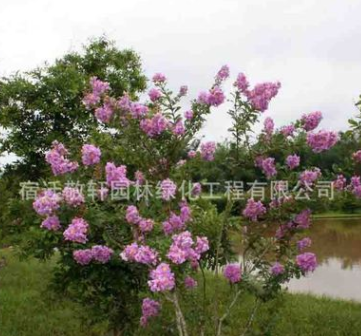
[287,218,361,301]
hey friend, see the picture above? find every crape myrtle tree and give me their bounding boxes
[30,66,340,336]
[0,37,146,243]
[0,37,146,181]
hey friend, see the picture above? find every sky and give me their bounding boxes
[1,0,361,165]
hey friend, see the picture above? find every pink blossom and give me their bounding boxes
[260,157,277,179]
[130,103,149,119]
[242,199,266,222]
[334,174,346,190]
[301,111,322,131]
[134,245,158,265]
[126,205,141,224]
[95,102,114,123]
[160,178,177,201]
[120,243,139,262]
[135,170,145,185]
[353,150,361,162]
[148,263,175,292]
[293,209,312,229]
[178,85,188,97]
[200,142,216,161]
[140,113,169,137]
[92,245,114,263]
[148,88,162,102]
[271,262,285,275]
[105,162,131,188]
[307,130,338,153]
[45,141,78,176]
[140,298,160,327]
[81,144,101,166]
[73,249,93,265]
[139,219,154,233]
[63,217,89,244]
[234,73,249,93]
[297,237,312,251]
[296,252,317,273]
[172,120,185,136]
[62,187,84,207]
[33,189,61,216]
[216,65,230,82]
[299,168,321,186]
[192,182,202,196]
[152,73,166,84]
[246,81,281,112]
[279,125,295,137]
[184,276,198,289]
[286,154,300,170]
[188,150,197,158]
[184,110,193,120]
[223,263,242,283]
[263,117,274,137]
[41,215,61,231]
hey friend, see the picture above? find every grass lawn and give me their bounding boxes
[1,248,361,336]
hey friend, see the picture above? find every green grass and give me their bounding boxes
[1,249,361,336]
[312,211,361,219]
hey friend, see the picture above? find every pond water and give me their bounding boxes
[287,218,361,301]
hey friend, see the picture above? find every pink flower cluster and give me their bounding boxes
[120,243,158,265]
[263,117,274,137]
[279,124,295,137]
[62,187,85,207]
[184,276,197,289]
[140,298,160,327]
[242,199,266,222]
[271,262,285,275]
[200,142,216,161]
[95,101,114,123]
[334,174,347,190]
[198,86,225,107]
[73,245,114,265]
[140,113,169,137]
[45,141,79,176]
[297,237,312,251]
[307,130,338,153]
[163,204,192,235]
[301,111,322,131]
[299,168,321,186]
[83,77,110,108]
[160,178,177,201]
[82,144,101,166]
[33,190,61,216]
[125,206,154,233]
[286,154,300,170]
[152,73,166,84]
[41,215,61,231]
[260,157,277,179]
[350,175,361,198]
[105,162,131,188]
[148,263,175,292]
[223,263,242,283]
[148,88,162,102]
[216,65,230,82]
[353,150,361,163]
[234,73,249,93]
[234,73,280,112]
[296,252,317,273]
[167,231,209,264]
[293,209,312,229]
[172,120,185,136]
[63,217,89,244]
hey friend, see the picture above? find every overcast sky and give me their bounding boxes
[1,0,361,164]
